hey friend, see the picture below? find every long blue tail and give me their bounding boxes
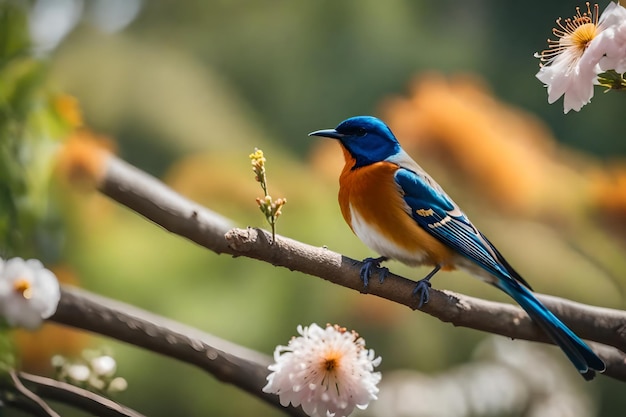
[497,279,605,380]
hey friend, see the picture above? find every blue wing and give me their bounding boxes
[393,167,605,378]
[394,168,531,289]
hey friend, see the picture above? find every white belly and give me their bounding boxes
[349,204,427,266]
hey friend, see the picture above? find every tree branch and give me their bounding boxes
[99,154,234,254]
[9,371,145,417]
[94,153,626,381]
[6,369,60,417]
[49,286,308,417]
[223,227,626,380]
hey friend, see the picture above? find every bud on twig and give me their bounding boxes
[249,148,286,243]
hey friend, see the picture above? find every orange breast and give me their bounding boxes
[338,148,456,268]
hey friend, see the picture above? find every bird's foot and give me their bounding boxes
[358,256,389,289]
[412,279,432,308]
[412,264,442,309]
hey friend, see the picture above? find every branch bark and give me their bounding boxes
[49,286,308,417]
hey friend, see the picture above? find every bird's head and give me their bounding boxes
[309,116,401,168]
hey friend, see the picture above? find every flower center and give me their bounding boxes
[567,22,598,51]
[538,3,599,64]
[13,278,33,299]
[323,353,341,371]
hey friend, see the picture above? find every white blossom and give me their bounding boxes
[535,2,626,113]
[67,364,90,382]
[0,257,60,329]
[90,355,117,376]
[594,2,626,73]
[108,377,128,393]
[263,323,381,417]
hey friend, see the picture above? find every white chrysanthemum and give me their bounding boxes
[0,257,60,329]
[263,323,381,417]
[535,2,626,113]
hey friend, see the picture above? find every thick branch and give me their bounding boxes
[100,155,234,254]
[95,154,626,380]
[49,286,308,417]
[223,227,626,380]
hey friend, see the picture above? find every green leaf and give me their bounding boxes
[597,70,626,91]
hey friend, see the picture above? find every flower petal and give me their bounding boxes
[0,257,60,329]
[264,323,381,417]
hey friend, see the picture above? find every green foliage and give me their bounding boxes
[0,2,29,65]
[598,70,626,91]
[0,3,69,258]
[0,332,16,372]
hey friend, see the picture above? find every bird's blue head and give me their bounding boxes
[309,116,401,169]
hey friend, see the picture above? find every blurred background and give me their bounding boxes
[2,0,626,416]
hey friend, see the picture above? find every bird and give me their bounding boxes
[309,115,605,380]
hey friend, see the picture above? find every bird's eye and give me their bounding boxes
[355,127,367,137]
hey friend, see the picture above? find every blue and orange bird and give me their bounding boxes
[309,116,605,380]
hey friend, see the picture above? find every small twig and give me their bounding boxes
[17,371,145,417]
[249,148,286,243]
[8,369,60,417]
[0,394,52,417]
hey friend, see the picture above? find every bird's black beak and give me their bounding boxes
[308,128,344,140]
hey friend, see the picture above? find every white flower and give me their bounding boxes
[108,377,128,393]
[90,355,117,377]
[67,364,90,382]
[535,2,626,113]
[263,323,381,417]
[89,374,106,390]
[0,257,60,329]
[594,2,626,72]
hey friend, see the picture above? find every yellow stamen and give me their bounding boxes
[538,2,599,64]
[13,278,33,300]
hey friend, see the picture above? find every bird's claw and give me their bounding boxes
[378,267,389,283]
[359,257,388,289]
[413,279,432,309]
[411,264,441,308]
